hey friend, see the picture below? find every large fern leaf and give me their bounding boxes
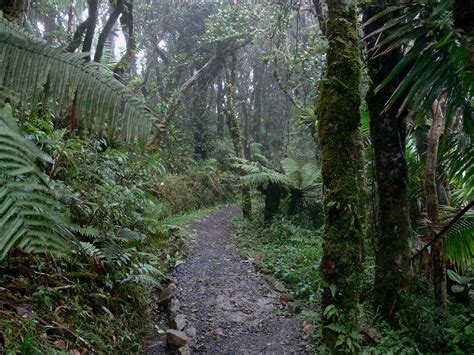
[232,158,290,187]
[0,13,158,147]
[0,102,72,260]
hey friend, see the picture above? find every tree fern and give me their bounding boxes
[0,101,72,260]
[0,13,158,147]
[232,158,291,187]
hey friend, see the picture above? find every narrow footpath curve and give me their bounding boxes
[148,206,307,354]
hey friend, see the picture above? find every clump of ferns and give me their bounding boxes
[71,225,163,289]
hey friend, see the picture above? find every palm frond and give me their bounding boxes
[366,1,473,132]
[0,14,158,147]
[440,132,474,204]
[441,206,474,270]
[0,102,72,260]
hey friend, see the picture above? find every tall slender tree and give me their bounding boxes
[314,0,365,349]
[225,54,252,219]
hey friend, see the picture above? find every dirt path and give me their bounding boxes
[147,206,307,354]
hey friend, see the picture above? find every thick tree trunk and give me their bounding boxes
[263,182,284,223]
[0,0,29,26]
[425,99,447,309]
[363,2,410,321]
[315,0,364,349]
[225,54,251,219]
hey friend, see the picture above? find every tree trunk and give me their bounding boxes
[216,75,225,139]
[252,61,264,143]
[82,0,98,61]
[0,0,29,26]
[192,79,212,159]
[94,0,123,63]
[425,99,447,309]
[225,54,252,219]
[363,2,410,321]
[263,182,284,223]
[314,0,364,349]
[113,1,136,81]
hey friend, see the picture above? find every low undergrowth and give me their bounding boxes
[236,207,474,354]
[0,128,236,353]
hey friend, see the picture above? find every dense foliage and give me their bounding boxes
[0,0,472,353]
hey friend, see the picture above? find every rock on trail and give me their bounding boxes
[147,206,307,354]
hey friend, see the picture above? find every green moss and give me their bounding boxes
[315,2,365,350]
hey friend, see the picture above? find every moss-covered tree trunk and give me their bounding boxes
[315,0,365,349]
[363,1,410,321]
[225,54,251,219]
[0,0,29,26]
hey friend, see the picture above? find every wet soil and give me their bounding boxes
[146,206,307,354]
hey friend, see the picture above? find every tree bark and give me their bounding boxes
[82,0,99,61]
[94,0,124,63]
[192,78,212,159]
[425,99,447,309]
[263,182,284,223]
[113,1,136,80]
[0,0,29,26]
[315,0,364,349]
[66,19,89,53]
[216,75,225,139]
[225,54,252,219]
[363,1,410,321]
[252,61,264,142]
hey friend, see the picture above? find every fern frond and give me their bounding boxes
[121,261,163,286]
[232,158,290,187]
[0,103,72,260]
[241,172,289,187]
[77,241,106,260]
[0,14,158,147]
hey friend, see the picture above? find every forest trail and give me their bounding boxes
[147,206,307,354]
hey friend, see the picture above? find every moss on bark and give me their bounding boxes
[315,0,364,349]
